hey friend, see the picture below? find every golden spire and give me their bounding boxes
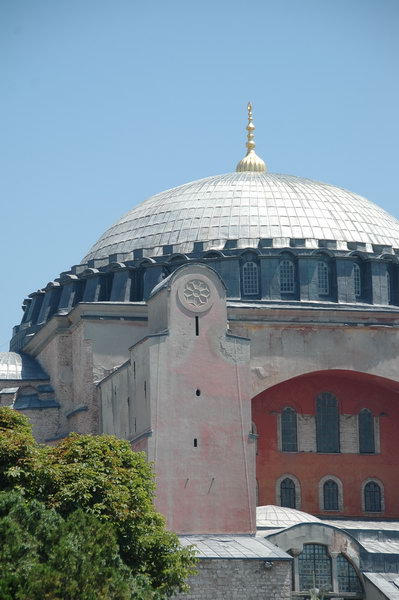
[236,102,266,172]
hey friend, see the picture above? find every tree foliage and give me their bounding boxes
[0,491,153,600]
[0,407,196,598]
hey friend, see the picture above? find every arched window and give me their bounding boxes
[337,554,362,593]
[280,477,296,508]
[364,481,382,512]
[316,392,340,453]
[359,409,375,454]
[298,544,332,592]
[242,261,259,295]
[280,259,295,293]
[281,407,297,452]
[323,479,339,511]
[353,263,361,297]
[317,261,329,295]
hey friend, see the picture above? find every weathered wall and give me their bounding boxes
[99,363,130,438]
[37,333,72,436]
[227,307,399,396]
[143,266,255,534]
[253,370,399,517]
[22,408,60,442]
[174,559,292,600]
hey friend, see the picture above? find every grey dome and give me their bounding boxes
[256,505,321,528]
[83,171,399,262]
[0,352,49,381]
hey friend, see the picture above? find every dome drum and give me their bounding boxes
[10,244,399,352]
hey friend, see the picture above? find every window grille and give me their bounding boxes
[353,264,361,297]
[359,409,375,454]
[337,554,362,593]
[364,481,382,512]
[316,392,340,453]
[280,477,296,508]
[242,261,259,295]
[281,407,297,452]
[323,479,339,510]
[280,259,295,293]
[298,544,332,592]
[317,261,329,295]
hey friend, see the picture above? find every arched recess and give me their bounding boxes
[252,369,399,518]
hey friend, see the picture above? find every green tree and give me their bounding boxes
[0,490,153,600]
[0,407,196,598]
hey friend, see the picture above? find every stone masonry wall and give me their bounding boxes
[174,558,292,600]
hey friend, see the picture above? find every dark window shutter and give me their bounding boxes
[359,409,375,453]
[281,407,298,452]
[316,392,340,453]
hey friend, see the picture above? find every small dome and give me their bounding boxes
[82,171,399,263]
[0,352,49,381]
[256,505,321,528]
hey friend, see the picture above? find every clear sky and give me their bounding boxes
[1,0,398,349]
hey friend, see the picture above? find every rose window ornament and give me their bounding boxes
[183,279,211,307]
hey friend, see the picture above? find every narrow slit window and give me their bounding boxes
[195,316,199,336]
[359,408,375,453]
[386,270,391,304]
[353,264,361,297]
[316,392,340,453]
[281,407,297,452]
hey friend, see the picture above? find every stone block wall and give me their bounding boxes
[174,558,292,600]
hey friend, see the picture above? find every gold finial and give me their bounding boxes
[236,102,266,173]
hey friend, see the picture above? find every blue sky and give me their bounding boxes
[1,0,398,348]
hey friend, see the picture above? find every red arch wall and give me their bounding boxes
[252,370,399,518]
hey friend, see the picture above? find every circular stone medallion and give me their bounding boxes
[178,277,213,313]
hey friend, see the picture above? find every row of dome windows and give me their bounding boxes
[12,251,396,352]
[241,258,387,299]
[277,476,384,513]
[280,399,376,454]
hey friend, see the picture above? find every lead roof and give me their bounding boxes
[83,171,399,262]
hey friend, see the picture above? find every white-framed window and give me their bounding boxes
[353,263,361,297]
[242,261,259,295]
[280,259,295,293]
[317,261,329,295]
